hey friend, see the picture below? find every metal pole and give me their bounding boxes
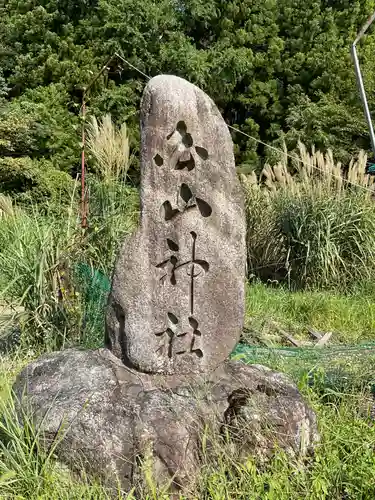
[352,12,375,158]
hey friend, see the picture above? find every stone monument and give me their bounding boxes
[13,75,318,494]
[106,75,246,374]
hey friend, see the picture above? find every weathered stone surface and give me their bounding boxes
[106,75,246,375]
[13,349,318,493]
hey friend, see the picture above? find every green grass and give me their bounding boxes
[243,157,375,290]
[0,355,128,499]
[198,388,375,499]
[245,282,375,345]
[0,179,138,351]
[1,278,375,498]
[241,283,375,386]
[1,282,375,499]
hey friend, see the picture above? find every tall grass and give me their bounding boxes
[197,389,375,499]
[0,396,116,498]
[242,143,375,289]
[1,136,375,497]
[0,180,138,350]
[86,114,131,183]
[0,206,81,349]
[0,112,139,351]
[84,174,139,274]
[243,282,375,345]
[0,194,15,218]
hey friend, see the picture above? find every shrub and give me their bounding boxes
[275,190,375,289]
[0,174,139,350]
[83,174,139,274]
[0,157,74,209]
[0,84,80,173]
[0,106,139,350]
[242,143,375,290]
[0,207,83,349]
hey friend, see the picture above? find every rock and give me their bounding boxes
[106,75,246,375]
[13,348,318,494]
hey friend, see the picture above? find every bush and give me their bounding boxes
[83,174,139,273]
[0,84,80,173]
[0,157,75,209]
[276,190,375,289]
[0,173,139,350]
[242,143,375,290]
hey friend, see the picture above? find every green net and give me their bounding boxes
[75,262,111,347]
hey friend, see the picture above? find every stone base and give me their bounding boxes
[13,348,318,493]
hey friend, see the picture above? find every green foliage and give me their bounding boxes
[244,282,375,345]
[83,175,139,274]
[1,0,375,184]
[275,190,375,289]
[1,348,375,498]
[0,157,74,207]
[2,4,375,496]
[0,207,82,349]
[0,83,80,203]
[0,103,39,156]
[283,94,370,162]
[0,364,116,498]
[0,0,96,92]
[0,84,80,171]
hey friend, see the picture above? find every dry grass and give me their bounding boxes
[243,142,375,195]
[0,194,15,218]
[86,114,131,182]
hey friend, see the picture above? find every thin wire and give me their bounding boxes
[115,52,152,81]
[227,124,375,195]
[88,56,375,195]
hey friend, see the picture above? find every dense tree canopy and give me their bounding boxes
[1,0,375,197]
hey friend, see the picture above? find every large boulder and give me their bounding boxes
[13,348,318,493]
